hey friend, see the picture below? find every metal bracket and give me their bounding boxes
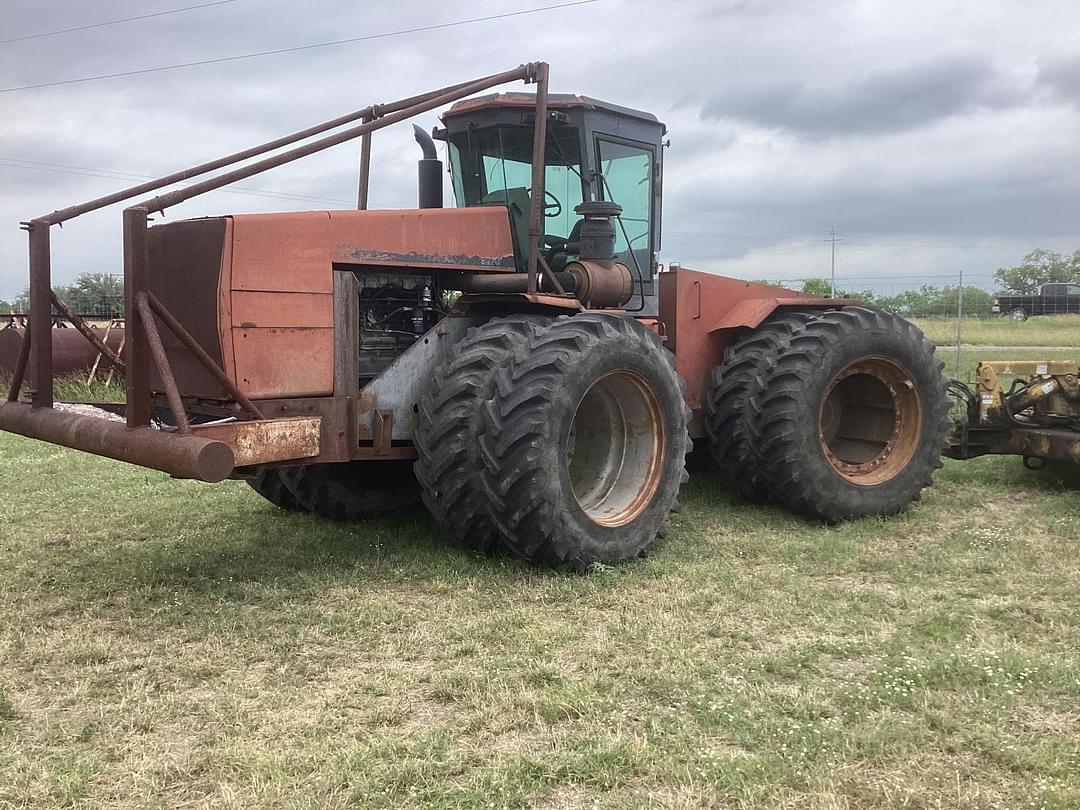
[373,409,393,455]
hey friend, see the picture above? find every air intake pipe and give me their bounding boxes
[448,201,633,308]
[413,125,443,209]
[563,201,634,307]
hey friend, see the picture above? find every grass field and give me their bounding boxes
[2,332,1079,808]
[911,315,1080,349]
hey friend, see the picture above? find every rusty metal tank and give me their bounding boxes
[0,325,124,379]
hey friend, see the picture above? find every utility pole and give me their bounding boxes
[825,227,842,297]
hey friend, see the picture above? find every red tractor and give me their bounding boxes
[0,63,949,570]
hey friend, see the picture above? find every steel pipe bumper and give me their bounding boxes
[0,402,234,482]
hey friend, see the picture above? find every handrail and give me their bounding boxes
[30,76,486,226]
[132,64,537,213]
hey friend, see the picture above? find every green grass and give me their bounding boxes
[911,315,1080,348]
[2,433,1080,808]
[0,373,124,403]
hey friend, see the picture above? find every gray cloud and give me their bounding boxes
[701,53,1021,137]
[1036,53,1080,100]
[2,0,1080,298]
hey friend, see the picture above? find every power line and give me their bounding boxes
[0,157,368,207]
[666,230,1011,251]
[843,241,1006,250]
[0,0,238,46]
[776,273,998,282]
[0,0,600,93]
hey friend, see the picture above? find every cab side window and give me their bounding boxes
[596,139,653,273]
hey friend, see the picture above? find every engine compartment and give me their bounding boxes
[355,270,444,383]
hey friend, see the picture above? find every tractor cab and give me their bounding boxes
[437,93,666,309]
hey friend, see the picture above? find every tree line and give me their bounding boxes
[783,277,994,319]
[2,249,1077,319]
[779,248,1080,318]
[2,273,123,318]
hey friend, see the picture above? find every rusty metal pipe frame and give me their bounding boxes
[19,66,536,413]
[357,116,373,210]
[14,63,551,477]
[0,401,235,482]
[123,208,153,427]
[135,293,191,435]
[121,63,543,430]
[28,222,52,407]
[49,291,125,373]
[526,62,550,296]
[6,322,29,402]
[35,77,485,228]
[131,64,540,213]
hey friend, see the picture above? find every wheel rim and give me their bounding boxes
[566,370,665,527]
[818,357,922,486]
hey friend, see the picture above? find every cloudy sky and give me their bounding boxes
[2,0,1079,302]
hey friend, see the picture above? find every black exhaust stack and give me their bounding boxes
[413,125,443,209]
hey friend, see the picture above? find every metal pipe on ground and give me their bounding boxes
[0,327,124,383]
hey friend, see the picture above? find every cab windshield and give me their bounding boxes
[448,124,584,265]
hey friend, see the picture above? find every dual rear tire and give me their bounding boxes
[705,306,949,521]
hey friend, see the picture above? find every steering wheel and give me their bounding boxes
[526,188,562,218]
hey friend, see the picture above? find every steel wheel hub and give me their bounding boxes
[566,370,665,526]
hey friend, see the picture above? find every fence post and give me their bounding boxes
[954,269,964,379]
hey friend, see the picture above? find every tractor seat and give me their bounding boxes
[546,217,584,272]
[478,187,532,272]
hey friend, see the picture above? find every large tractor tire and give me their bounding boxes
[284,460,421,521]
[413,315,549,552]
[704,309,823,494]
[751,306,949,522]
[245,467,305,511]
[480,313,691,570]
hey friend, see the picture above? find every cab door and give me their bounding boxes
[594,137,657,281]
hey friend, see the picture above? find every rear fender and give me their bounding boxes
[658,267,854,431]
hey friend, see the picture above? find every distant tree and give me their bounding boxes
[799,276,834,297]
[873,284,992,318]
[0,298,11,312]
[57,273,124,317]
[793,277,876,303]
[993,249,1080,293]
[12,272,123,317]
